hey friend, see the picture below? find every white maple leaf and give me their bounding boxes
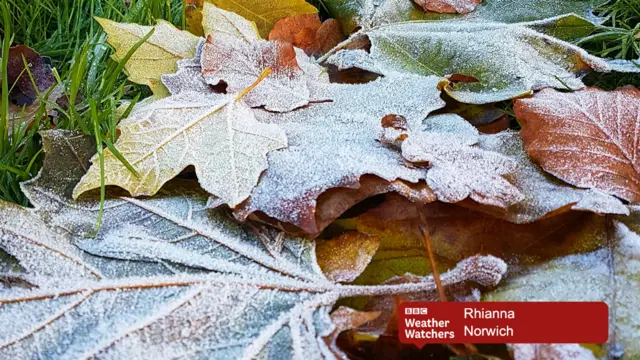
[73,93,287,207]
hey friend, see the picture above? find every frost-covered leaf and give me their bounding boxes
[414,0,481,14]
[323,0,603,34]
[323,307,381,359]
[515,87,640,204]
[205,0,318,37]
[269,14,344,57]
[3,136,503,359]
[509,344,597,360]
[471,131,630,223]
[316,232,379,282]
[202,2,260,41]
[485,211,640,358]
[359,255,507,335]
[21,131,324,283]
[162,39,329,97]
[3,132,509,358]
[386,114,523,208]
[0,201,102,286]
[201,36,311,112]
[325,21,614,103]
[73,93,287,207]
[232,74,445,234]
[96,18,200,97]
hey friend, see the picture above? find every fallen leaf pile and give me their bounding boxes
[2,0,640,359]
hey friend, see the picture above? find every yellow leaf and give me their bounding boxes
[202,2,261,41]
[185,0,205,36]
[96,18,200,97]
[205,0,317,38]
[316,232,380,283]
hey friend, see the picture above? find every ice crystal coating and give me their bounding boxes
[326,21,617,103]
[96,18,200,97]
[486,211,640,357]
[397,114,524,208]
[73,93,288,207]
[516,87,640,204]
[202,36,311,112]
[232,74,446,233]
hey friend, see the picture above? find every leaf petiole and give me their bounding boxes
[235,67,273,102]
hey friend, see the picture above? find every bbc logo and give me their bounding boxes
[405,307,428,315]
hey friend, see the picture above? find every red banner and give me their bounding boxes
[398,302,608,347]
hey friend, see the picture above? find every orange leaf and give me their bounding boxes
[515,87,640,204]
[269,14,344,57]
[269,14,321,45]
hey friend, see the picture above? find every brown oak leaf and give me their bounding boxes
[414,0,482,14]
[515,87,640,204]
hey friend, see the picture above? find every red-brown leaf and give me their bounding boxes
[515,87,640,204]
[269,14,321,45]
[414,0,482,14]
[268,14,344,57]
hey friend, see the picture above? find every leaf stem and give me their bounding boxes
[235,67,272,102]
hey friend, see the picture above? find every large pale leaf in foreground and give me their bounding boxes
[325,21,612,103]
[323,0,603,34]
[515,87,640,204]
[2,131,509,359]
[96,18,200,97]
[0,254,505,359]
[205,0,318,38]
[73,93,287,207]
[485,211,640,358]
